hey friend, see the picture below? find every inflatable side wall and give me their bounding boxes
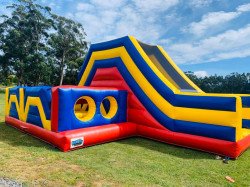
[4,36,250,158]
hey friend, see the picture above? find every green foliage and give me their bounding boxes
[63,57,85,85]
[187,72,250,94]
[48,15,87,85]
[0,0,53,85]
[0,0,87,86]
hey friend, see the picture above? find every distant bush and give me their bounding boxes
[0,88,5,94]
[186,72,250,94]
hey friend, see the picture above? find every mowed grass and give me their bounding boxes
[0,92,250,186]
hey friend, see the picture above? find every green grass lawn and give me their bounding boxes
[0,92,250,186]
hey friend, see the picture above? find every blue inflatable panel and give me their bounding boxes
[10,102,18,112]
[9,108,19,119]
[173,94,236,111]
[174,120,236,142]
[243,119,250,129]
[242,96,250,108]
[26,113,43,128]
[78,36,237,112]
[27,105,40,117]
[8,86,25,119]
[57,88,127,132]
[9,87,23,118]
[24,86,52,119]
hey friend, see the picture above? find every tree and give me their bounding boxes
[48,15,87,85]
[186,72,250,94]
[63,57,85,85]
[224,73,248,93]
[0,0,53,85]
[0,0,88,86]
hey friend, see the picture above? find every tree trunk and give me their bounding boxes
[59,52,65,85]
[59,66,64,86]
[19,60,24,86]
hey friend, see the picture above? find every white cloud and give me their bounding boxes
[77,0,128,12]
[91,0,127,9]
[40,0,61,10]
[209,47,250,62]
[194,71,208,78]
[168,24,250,64]
[132,0,179,12]
[184,11,239,36]
[184,3,250,36]
[189,0,213,8]
[201,25,250,51]
[158,38,173,45]
[237,3,250,12]
[74,0,179,43]
[77,3,95,11]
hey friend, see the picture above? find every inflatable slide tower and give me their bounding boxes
[5,36,250,158]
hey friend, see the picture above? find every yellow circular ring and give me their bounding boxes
[74,96,96,122]
[100,96,118,119]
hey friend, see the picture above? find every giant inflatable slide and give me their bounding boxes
[5,36,250,158]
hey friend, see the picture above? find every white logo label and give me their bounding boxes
[70,137,84,148]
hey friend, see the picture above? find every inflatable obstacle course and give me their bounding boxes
[5,36,250,158]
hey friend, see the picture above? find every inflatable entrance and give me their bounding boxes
[5,36,250,158]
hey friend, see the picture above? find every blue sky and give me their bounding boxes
[1,0,250,77]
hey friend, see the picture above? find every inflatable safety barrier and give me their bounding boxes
[5,36,250,158]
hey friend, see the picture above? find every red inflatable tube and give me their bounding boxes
[137,125,250,158]
[5,116,137,152]
[5,116,250,158]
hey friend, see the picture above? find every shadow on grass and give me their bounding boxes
[0,122,59,152]
[117,137,215,160]
[1,121,214,159]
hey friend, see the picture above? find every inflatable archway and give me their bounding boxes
[5,36,250,158]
